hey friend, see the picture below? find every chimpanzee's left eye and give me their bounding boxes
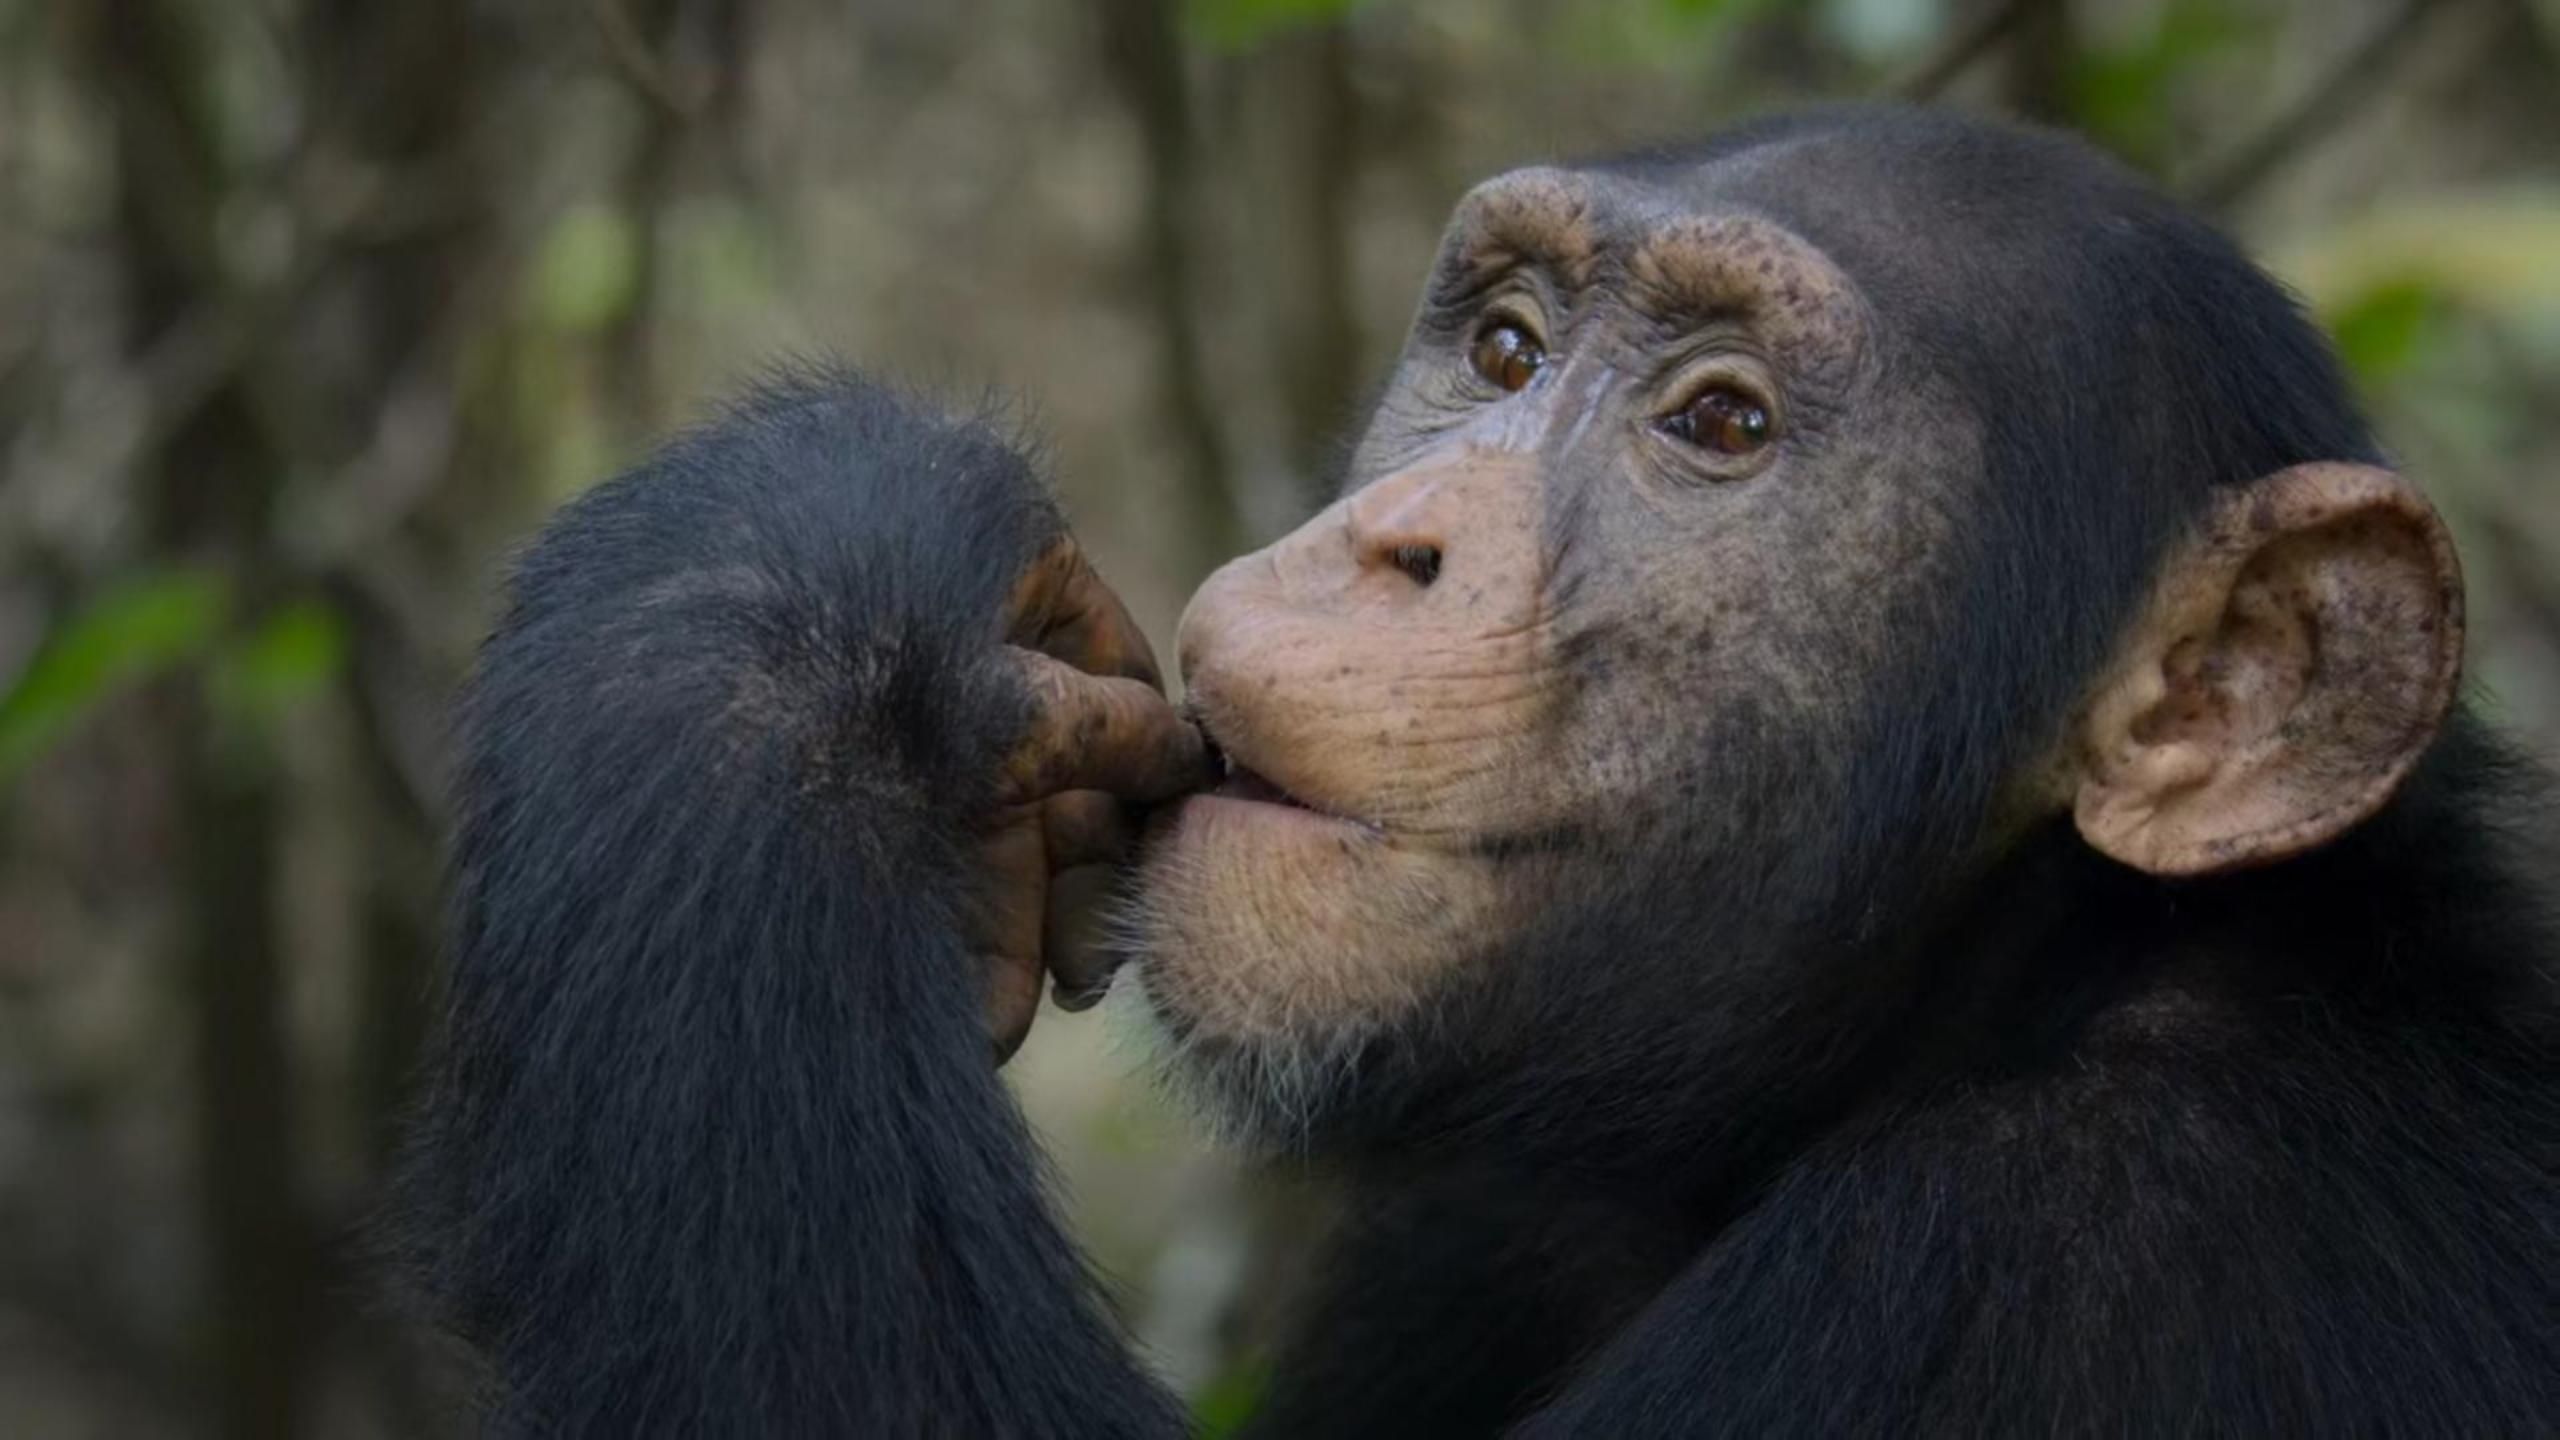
[1469,322,1544,393]
[1660,385,1774,456]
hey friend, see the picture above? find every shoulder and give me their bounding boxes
[1725,1003,2559,1433]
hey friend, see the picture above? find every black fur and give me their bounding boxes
[388,371,1183,1435]
[392,108,2558,1436]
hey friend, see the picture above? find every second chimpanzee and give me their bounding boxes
[391,106,2560,1436]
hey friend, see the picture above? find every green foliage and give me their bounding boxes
[1186,0,1364,51]
[1190,1354,1273,1437]
[0,578,351,781]
[530,203,644,334]
[2272,188,2560,390]
[2275,191,2560,315]
[2329,278,2441,383]
[1650,0,1795,36]
[1659,0,1761,17]
[1541,0,1789,71]
[0,572,228,779]
[209,600,349,724]
[2069,0,2257,167]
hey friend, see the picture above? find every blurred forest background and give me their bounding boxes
[1,0,2556,1433]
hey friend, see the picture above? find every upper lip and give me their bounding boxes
[1186,705,1277,796]
[1183,700,1371,829]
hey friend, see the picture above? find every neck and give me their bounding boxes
[1881,707,2556,1101]
[1313,712,2553,1213]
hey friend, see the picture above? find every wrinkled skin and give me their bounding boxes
[1101,129,2461,1164]
[1119,160,1976,1138]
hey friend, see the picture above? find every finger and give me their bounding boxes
[1004,649,1208,804]
[1005,538,1164,687]
[976,810,1048,1063]
[1044,864,1123,1011]
[1042,790,1134,870]
[1041,563,1164,687]
[986,950,1041,1063]
[1002,537,1083,644]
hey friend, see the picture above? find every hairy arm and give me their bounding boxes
[392,369,1189,1436]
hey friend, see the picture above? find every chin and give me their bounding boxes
[1106,788,1498,1149]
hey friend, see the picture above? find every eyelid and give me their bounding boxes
[1473,292,1549,345]
[1653,353,1780,425]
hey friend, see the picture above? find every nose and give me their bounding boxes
[1345,464,1472,591]
[1177,451,1541,682]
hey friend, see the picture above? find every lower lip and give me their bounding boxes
[1167,790,1376,841]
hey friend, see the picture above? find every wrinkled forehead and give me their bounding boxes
[1435,158,1876,364]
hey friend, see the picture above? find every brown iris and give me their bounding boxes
[1469,321,1544,392]
[1664,385,1773,456]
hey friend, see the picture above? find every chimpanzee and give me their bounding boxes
[390,106,2559,1436]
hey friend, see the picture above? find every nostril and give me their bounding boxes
[1390,543,1443,588]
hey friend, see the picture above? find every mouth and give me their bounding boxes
[1186,706,1373,831]
[1195,718,1309,810]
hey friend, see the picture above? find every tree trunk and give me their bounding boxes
[83,1,311,1431]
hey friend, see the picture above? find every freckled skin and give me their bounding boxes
[1135,162,1972,1071]
[2070,462,2462,875]
[1147,454,1556,1043]
[1131,119,2475,1172]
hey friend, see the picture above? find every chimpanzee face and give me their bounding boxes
[1120,162,1966,1105]
[1120,138,2460,1146]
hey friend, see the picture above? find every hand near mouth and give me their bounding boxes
[973,537,1209,1061]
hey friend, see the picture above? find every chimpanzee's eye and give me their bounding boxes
[1468,321,1544,393]
[1661,385,1774,456]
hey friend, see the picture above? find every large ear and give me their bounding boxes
[2072,462,2463,877]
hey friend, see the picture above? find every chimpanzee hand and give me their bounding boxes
[410,374,1202,1436]
[979,536,1205,1060]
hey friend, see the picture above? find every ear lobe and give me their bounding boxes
[2073,462,2463,877]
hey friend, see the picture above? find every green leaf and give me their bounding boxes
[1185,0,1362,51]
[530,203,643,334]
[2068,0,2254,165]
[210,600,349,722]
[2329,278,2440,382]
[0,571,230,779]
[1190,1354,1272,1438]
[1653,0,1795,27]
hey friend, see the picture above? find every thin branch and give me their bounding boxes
[1279,21,1363,499]
[1096,0,1246,563]
[2185,0,2453,212]
[585,0,707,119]
[1892,0,2032,101]
[322,558,452,834]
